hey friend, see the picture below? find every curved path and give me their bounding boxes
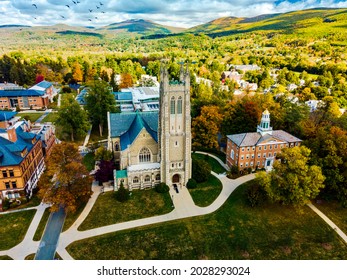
[56,173,255,260]
[1,152,346,260]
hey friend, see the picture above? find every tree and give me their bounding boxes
[192,158,211,183]
[94,146,113,161]
[119,73,133,89]
[85,80,117,137]
[38,142,93,213]
[115,181,130,202]
[94,160,115,185]
[55,95,90,141]
[72,61,83,82]
[256,146,325,207]
[155,183,170,193]
[192,106,223,149]
[186,178,197,189]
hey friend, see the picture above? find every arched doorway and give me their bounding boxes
[172,174,180,183]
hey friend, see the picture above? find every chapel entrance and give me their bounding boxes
[172,174,180,183]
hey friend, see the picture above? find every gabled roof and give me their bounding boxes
[33,81,52,90]
[109,111,158,151]
[0,110,17,121]
[0,122,40,166]
[227,130,301,147]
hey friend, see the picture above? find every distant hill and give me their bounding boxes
[0,25,30,28]
[99,19,185,35]
[188,8,347,37]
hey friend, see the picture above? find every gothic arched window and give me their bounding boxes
[144,175,151,182]
[177,96,182,114]
[133,177,139,183]
[170,97,175,114]
[139,147,151,163]
[155,174,160,181]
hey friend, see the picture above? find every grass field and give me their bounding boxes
[189,174,223,207]
[192,153,227,174]
[0,255,13,260]
[314,200,347,234]
[78,189,173,231]
[63,201,88,232]
[41,112,58,123]
[33,208,50,241]
[0,210,36,251]
[67,181,347,260]
[17,112,44,123]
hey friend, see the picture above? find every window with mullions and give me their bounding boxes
[144,175,151,182]
[177,97,182,114]
[133,177,139,183]
[170,97,175,114]
[139,147,151,163]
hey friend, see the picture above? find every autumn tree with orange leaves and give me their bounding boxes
[38,142,92,213]
[192,105,223,149]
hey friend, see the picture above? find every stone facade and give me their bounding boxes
[109,64,192,190]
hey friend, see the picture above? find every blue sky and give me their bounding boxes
[0,0,346,28]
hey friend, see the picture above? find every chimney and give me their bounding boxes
[8,127,17,143]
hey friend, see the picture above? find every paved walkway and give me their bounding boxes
[1,152,347,259]
[55,173,255,260]
[307,203,347,243]
[195,151,230,172]
[35,207,66,260]
[0,203,49,259]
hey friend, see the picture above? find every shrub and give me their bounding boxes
[192,158,211,183]
[155,183,169,193]
[186,178,197,189]
[246,183,267,207]
[115,182,130,202]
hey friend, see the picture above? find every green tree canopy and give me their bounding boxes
[256,146,325,207]
[85,80,118,137]
[55,95,90,142]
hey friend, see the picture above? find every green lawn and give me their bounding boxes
[78,189,173,231]
[17,112,44,123]
[41,112,58,123]
[189,174,223,207]
[0,210,36,251]
[0,255,13,260]
[192,153,227,174]
[63,201,88,232]
[314,200,347,234]
[67,181,347,260]
[82,152,95,172]
[33,208,50,241]
[195,149,226,162]
[25,252,61,260]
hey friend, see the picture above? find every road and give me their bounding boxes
[34,207,66,260]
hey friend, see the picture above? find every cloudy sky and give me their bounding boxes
[0,0,346,28]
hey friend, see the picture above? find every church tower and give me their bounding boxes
[257,109,273,136]
[159,63,192,187]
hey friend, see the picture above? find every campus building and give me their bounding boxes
[108,65,192,190]
[226,110,302,171]
[0,81,57,110]
[0,121,45,205]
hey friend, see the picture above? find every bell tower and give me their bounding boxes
[257,109,273,136]
[159,63,192,187]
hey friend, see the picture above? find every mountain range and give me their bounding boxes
[0,8,346,40]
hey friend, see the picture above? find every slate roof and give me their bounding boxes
[0,123,40,166]
[109,111,158,151]
[0,110,17,121]
[227,130,301,147]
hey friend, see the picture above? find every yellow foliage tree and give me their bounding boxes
[38,142,92,213]
[192,105,223,149]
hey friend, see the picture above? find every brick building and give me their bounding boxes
[226,110,302,171]
[0,81,57,110]
[0,121,45,205]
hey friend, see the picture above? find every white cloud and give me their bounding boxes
[0,0,346,28]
